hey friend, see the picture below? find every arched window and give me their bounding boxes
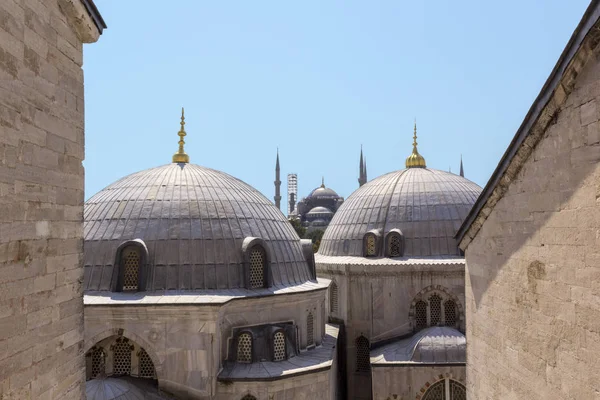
[444,300,457,327]
[138,348,155,379]
[111,337,133,375]
[307,312,314,347]
[415,300,427,330]
[411,287,462,332]
[237,332,253,363]
[273,331,286,361]
[330,281,339,314]
[121,247,140,291]
[248,245,266,288]
[364,233,377,257]
[241,395,257,400]
[89,347,105,379]
[355,336,370,372]
[429,294,442,326]
[421,379,466,400]
[386,231,404,257]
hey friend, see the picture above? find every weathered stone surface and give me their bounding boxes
[0,0,101,398]
[464,37,600,400]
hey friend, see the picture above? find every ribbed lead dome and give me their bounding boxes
[84,163,313,291]
[318,168,482,257]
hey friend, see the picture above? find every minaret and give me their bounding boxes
[274,149,281,210]
[358,146,367,187]
[172,108,190,163]
[459,155,464,177]
[405,120,426,168]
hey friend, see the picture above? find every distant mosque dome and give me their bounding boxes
[307,206,334,218]
[307,178,340,200]
[318,123,482,257]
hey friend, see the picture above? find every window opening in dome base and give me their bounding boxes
[273,331,286,361]
[237,333,252,363]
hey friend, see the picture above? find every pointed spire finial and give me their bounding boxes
[405,119,426,168]
[459,154,464,177]
[321,176,325,188]
[172,107,190,163]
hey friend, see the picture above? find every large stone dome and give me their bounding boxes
[84,163,314,291]
[318,168,482,257]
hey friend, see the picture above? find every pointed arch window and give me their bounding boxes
[122,247,140,291]
[138,348,155,379]
[248,245,267,289]
[88,347,105,379]
[444,300,457,327]
[355,336,370,372]
[421,379,466,400]
[273,331,286,361]
[237,332,253,363]
[386,230,404,257]
[415,300,428,330]
[411,288,462,331]
[429,294,442,325]
[330,281,339,314]
[307,312,314,347]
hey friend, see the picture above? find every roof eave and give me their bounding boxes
[456,0,600,248]
[81,0,107,33]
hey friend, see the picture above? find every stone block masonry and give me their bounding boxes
[0,1,102,399]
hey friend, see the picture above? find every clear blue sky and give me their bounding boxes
[84,1,590,208]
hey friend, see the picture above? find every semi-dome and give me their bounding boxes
[318,168,482,257]
[307,206,334,216]
[84,163,314,291]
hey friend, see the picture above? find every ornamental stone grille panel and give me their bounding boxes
[273,331,286,361]
[445,300,457,327]
[429,294,442,326]
[422,380,445,400]
[138,348,155,378]
[356,336,370,372]
[237,333,253,363]
[416,300,428,330]
[112,338,133,375]
[307,312,314,346]
[330,281,339,314]
[366,234,376,256]
[122,249,140,291]
[90,347,105,379]
[450,380,466,400]
[388,234,402,256]
[249,247,265,288]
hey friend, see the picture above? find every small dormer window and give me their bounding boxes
[386,230,404,257]
[249,245,266,288]
[115,239,148,293]
[237,332,253,363]
[364,233,377,257]
[122,248,140,291]
[273,331,286,361]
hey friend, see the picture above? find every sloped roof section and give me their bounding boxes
[457,0,600,248]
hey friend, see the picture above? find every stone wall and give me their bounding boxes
[371,366,465,400]
[464,42,600,399]
[0,1,100,399]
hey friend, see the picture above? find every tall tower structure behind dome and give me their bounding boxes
[287,173,298,216]
[274,149,281,210]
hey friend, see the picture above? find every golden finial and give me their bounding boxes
[405,119,426,168]
[172,107,190,163]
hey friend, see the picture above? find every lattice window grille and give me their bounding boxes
[444,300,457,327]
[138,348,155,378]
[330,282,339,314]
[422,380,446,400]
[388,234,402,257]
[355,336,370,372]
[122,249,139,291]
[112,338,133,376]
[90,347,105,379]
[366,234,376,256]
[429,294,442,326]
[273,331,286,361]
[415,300,428,330]
[241,395,257,400]
[307,312,314,347]
[450,380,466,400]
[249,247,265,288]
[237,333,253,363]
